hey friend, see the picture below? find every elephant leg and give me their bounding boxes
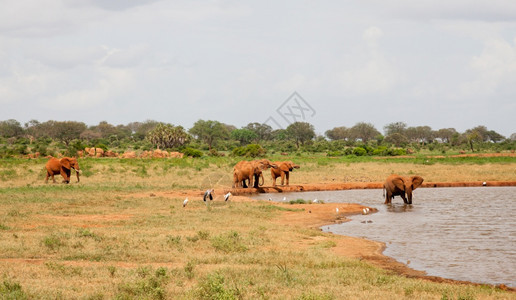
[280,173,285,185]
[384,192,391,204]
[45,171,50,183]
[400,193,408,204]
[285,172,290,186]
[272,175,277,187]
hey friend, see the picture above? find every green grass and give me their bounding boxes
[0,157,514,298]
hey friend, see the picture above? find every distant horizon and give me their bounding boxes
[2,117,511,138]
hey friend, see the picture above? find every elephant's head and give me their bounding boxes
[285,161,300,172]
[255,159,277,170]
[61,157,80,182]
[392,175,424,204]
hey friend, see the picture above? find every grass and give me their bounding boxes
[0,156,514,298]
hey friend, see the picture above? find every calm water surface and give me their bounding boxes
[252,187,516,287]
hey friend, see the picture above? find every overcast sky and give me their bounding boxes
[1,1,515,136]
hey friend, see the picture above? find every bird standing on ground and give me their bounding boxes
[224,192,231,201]
[183,198,188,207]
[203,189,213,202]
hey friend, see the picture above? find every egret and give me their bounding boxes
[283,197,287,201]
[483,182,487,186]
[336,207,339,213]
[268,197,272,201]
[183,198,188,207]
[224,192,232,201]
[312,198,318,203]
[203,189,213,202]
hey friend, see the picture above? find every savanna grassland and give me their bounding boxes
[0,155,515,299]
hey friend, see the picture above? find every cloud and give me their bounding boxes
[459,37,516,97]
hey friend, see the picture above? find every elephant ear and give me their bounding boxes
[411,176,424,190]
[280,163,290,172]
[392,176,406,191]
[60,158,71,170]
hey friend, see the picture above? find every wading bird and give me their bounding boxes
[203,189,213,202]
[224,192,231,201]
[183,198,188,207]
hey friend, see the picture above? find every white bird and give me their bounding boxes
[336,207,339,213]
[268,197,272,201]
[312,198,318,203]
[203,189,213,202]
[224,192,232,201]
[183,198,188,207]
[283,197,287,201]
[362,208,367,215]
[483,181,487,186]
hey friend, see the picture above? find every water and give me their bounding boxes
[252,187,516,287]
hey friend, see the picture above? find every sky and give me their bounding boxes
[1,0,516,137]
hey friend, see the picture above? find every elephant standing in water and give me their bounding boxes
[45,157,81,184]
[271,161,300,186]
[233,159,277,188]
[383,174,424,204]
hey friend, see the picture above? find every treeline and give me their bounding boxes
[0,119,514,158]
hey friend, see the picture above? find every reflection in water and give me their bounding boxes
[252,187,516,287]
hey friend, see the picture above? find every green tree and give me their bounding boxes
[384,121,407,136]
[350,122,380,143]
[231,128,258,145]
[146,123,190,149]
[435,128,457,143]
[286,122,315,148]
[189,120,230,150]
[0,119,23,138]
[325,126,350,141]
[245,123,273,141]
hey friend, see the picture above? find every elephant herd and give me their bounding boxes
[232,159,300,188]
[43,157,423,205]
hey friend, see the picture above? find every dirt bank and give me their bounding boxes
[222,181,516,195]
[149,181,515,291]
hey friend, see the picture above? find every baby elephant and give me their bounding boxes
[271,161,300,186]
[383,174,424,204]
[45,157,81,184]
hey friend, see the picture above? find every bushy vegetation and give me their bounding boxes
[0,119,514,158]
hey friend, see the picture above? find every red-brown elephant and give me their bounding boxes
[233,159,277,188]
[383,174,424,204]
[271,161,300,186]
[45,157,81,184]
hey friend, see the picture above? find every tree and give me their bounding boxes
[245,123,273,141]
[384,133,409,147]
[406,126,434,144]
[435,128,457,143]
[53,121,87,146]
[325,126,350,141]
[384,122,407,136]
[286,122,315,148]
[146,123,190,149]
[486,130,505,143]
[127,120,160,140]
[0,119,23,138]
[189,120,229,150]
[231,128,258,145]
[350,122,380,143]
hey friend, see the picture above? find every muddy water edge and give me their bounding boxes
[252,186,516,288]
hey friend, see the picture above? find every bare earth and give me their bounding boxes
[165,180,516,291]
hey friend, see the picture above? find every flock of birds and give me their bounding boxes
[182,190,232,208]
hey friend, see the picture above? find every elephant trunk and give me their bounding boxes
[406,189,413,204]
[259,173,264,186]
[74,168,80,182]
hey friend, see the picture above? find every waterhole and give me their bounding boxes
[252,187,516,287]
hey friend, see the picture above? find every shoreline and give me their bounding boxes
[216,181,515,291]
[222,181,516,195]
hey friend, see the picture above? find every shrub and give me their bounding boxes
[352,147,367,156]
[231,144,266,157]
[183,148,203,158]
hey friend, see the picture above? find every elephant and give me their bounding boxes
[383,174,424,204]
[45,157,81,184]
[271,161,300,186]
[233,159,277,188]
